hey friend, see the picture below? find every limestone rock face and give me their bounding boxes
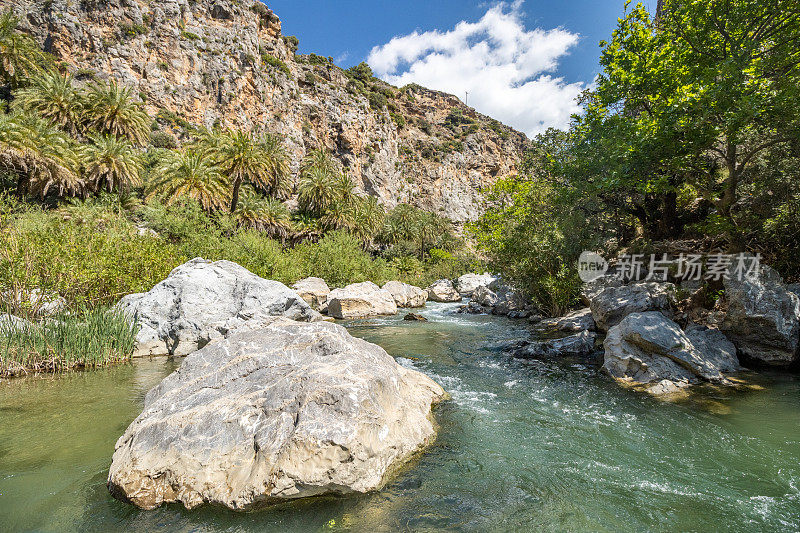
[583,280,676,332]
[426,279,462,303]
[721,266,800,368]
[116,258,320,357]
[3,0,527,221]
[327,282,398,319]
[382,281,427,308]
[602,312,739,393]
[291,277,330,311]
[538,308,596,332]
[107,318,446,511]
[455,273,498,296]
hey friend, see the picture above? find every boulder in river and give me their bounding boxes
[514,331,598,359]
[455,273,499,296]
[721,266,800,368]
[117,258,320,357]
[107,318,446,511]
[426,279,462,303]
[382,281,427,308]
[538,308,596,332]
[291,277,330,311]
[327,282,398,319]
[404,312,428,322]
[602,312,739,395]
[583,277,676,331]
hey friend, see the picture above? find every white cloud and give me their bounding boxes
[367,1,584,137]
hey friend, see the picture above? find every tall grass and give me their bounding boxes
[0,308,136,377]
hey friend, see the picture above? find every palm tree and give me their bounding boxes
[146,150,230,211]
[13,71,83,134]
[320,197,356,231]
[82,81,150,144]
[203,128,290,212]
[0,11,48,87]
[350,195,385,248]
[81,134,143,194]
[234,186,293,239]
[298,165,339,216]
[0,111,84,197]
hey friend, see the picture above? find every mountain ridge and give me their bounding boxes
[3,0,529,220]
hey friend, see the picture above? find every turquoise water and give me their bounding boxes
[1,302,799,531]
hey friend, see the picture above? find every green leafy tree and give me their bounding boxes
[573,0,800,247]
[146,150,230,211]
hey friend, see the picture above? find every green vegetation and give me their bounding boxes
[261,50,291,77]
[0,307,136,377]
[0,9,476,332]
[471,0,800,314]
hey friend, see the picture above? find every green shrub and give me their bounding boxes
[283,35,299,53]
[120,23,147,38]
[368,91,387,110]
[181,30,201,41]
[149,130,177,149]
[262,53,292,77]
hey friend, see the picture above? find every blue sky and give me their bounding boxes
[267,0,658,136]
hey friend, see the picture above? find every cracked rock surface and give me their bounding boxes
[107,317,446,510]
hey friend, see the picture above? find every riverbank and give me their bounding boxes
[2,303,799,531]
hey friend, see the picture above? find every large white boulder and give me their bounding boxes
[426,279,462,303]
[291,277,330,311]
[382,281,427,308]
[603,312,739,395]
[326,282,398,319]
[107,318,446,511]
[455,273,498,296]
[721,266,800,367]
[116,258,320,357]
[583,277,676,331]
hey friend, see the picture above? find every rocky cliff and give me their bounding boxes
[4,0,528,220]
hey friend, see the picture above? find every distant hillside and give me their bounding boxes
[3,0,529,220]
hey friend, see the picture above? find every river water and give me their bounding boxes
[1,302,799,531]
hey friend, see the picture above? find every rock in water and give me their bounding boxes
[538,308,596,332]
[583,278,676,331]
[404,313,428,321]
[455,273,498,296]
[117,258,320,357]
[514,331,597,358]
[382,281,427,308]
[107,318,446,511]
[426,279,462,303]
[291,277,330,311]
[721,266,800,368]
[327,282,398,319]
[602,312,739,394]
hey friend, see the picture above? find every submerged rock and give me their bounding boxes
[327,282,398,319]
[291,277,330,311]
[117,258,320,357]
[382,281,427,308]
[426,279,462,303]
[583,279,676,331]
[107,318,446,511]
[721,266,800,368]
[514,331,598,359]
[538,308,596,332]
[404,312,428,322]
[455,273,498,296]
[603,312,739,395]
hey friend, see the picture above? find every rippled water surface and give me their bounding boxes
[1,302,799,531]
